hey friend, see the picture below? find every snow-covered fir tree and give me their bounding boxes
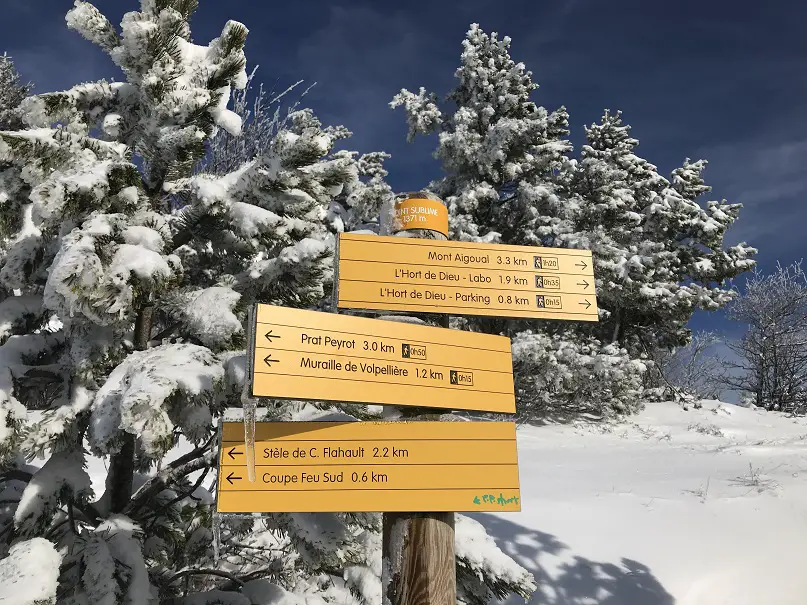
[0,3,534,604]
[572,110,757,355]
[390,23,576,249]
[0,54,31,131]
[390,24,756,417]
[390,23,651,418]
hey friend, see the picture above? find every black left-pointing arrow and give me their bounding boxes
[226,471,241,485]
[264,330,280,342]
[579,299,592,310]
[264,354,279,366]
[227,447,243,460]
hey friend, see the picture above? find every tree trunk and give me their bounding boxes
[611,307,624,345]
[108,303,154,513]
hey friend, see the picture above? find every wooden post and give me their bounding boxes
[380,191,456,605]
[383,512,456,605]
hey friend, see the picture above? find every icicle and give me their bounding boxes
[243,397,256,482]
[379,198,396,236]
[212,512,222,562]
[240,342,258,483]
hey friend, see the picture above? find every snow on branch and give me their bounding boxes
[0,332,65,453]
[0,295,42,345]
[89,343,224,458]
[0,537,63,605]
[158,286,243,350]
[389,87,442,142]
[455,514,536,605]
[89,515,151,605]
[14,450,92,537]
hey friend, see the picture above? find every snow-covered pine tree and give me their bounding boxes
[390,23,575,251]
[0,4,535,605]
[0,54,31,131]
[572,110,756,355]
[389,24,650,420]
[390,22,579,345]
[0,54,38,458]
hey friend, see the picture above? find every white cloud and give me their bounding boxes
[694,136,807,249]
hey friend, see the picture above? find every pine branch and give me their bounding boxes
[151,322,181,343]
[216,567,286,591]
[166,432,216,471]
[147,467,210,531]
[0,469,102,524]
[124,452,214,515]
[165,567,245,587]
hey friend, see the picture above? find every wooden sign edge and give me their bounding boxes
[334,298,600,323]
[339,231,595,258]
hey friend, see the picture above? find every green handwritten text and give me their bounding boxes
[473,493,519,507]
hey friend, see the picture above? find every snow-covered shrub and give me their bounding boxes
[687,422,724,437]
[511,331,647,420]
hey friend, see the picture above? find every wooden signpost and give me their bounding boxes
[219,190,599,605]
[335,232,598,320]
[247,304,516,414]
[216,421,520,514]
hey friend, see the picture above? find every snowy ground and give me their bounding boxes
[78,400,807,604]
[470,400,807,605]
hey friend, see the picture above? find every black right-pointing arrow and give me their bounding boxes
[579,299,592,310]
[226,471,241,485]
[575,260,588,270]
[577,279,590,289]
[264,330,281,342]
[264,354,279,366]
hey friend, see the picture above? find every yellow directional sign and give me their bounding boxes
[335,233,599,321]
[249,305,515,414]
[216,421,521,513]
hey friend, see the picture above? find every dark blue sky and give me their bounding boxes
[2,0,805,339]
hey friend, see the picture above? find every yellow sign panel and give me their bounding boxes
[249,305,515,414]
[216,421,521,513]
[392,198,449,237]
[336,233,599,321]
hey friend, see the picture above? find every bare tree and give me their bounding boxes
[654,331,724,400]
[721,262,807,414]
